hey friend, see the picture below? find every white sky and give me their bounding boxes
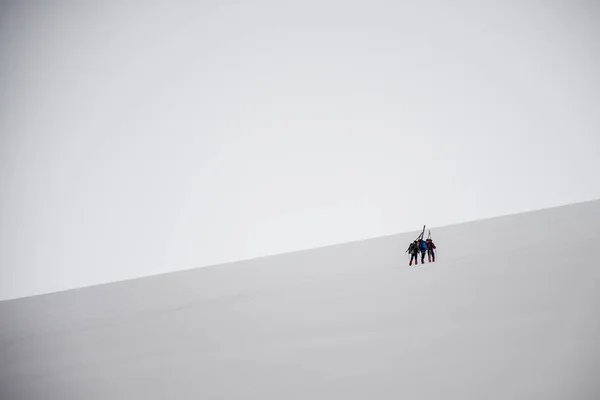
[1,0,599,301]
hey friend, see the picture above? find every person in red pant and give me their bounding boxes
[426,238,437,262]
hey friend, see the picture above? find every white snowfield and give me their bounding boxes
[1,200,599,399]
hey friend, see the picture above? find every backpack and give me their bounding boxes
[410,242,418,253]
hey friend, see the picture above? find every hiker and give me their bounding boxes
[407,240,420,266]
[419,239,429,264]
[426,238,436,262]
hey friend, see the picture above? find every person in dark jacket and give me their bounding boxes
[426,238,437,262]
[407,240,420,266]
[419,239,429,264]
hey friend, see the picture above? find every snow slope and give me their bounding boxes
[1,200,599,399]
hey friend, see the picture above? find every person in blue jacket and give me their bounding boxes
[419,238,429,264]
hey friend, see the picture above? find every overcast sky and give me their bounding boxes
[1,0,599,301]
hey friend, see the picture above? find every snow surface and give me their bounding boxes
[1,200,599,399]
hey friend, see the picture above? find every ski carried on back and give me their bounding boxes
[406,225,425,266]
[426,230,436,262]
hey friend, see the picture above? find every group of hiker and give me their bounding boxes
[406,226,437,266]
